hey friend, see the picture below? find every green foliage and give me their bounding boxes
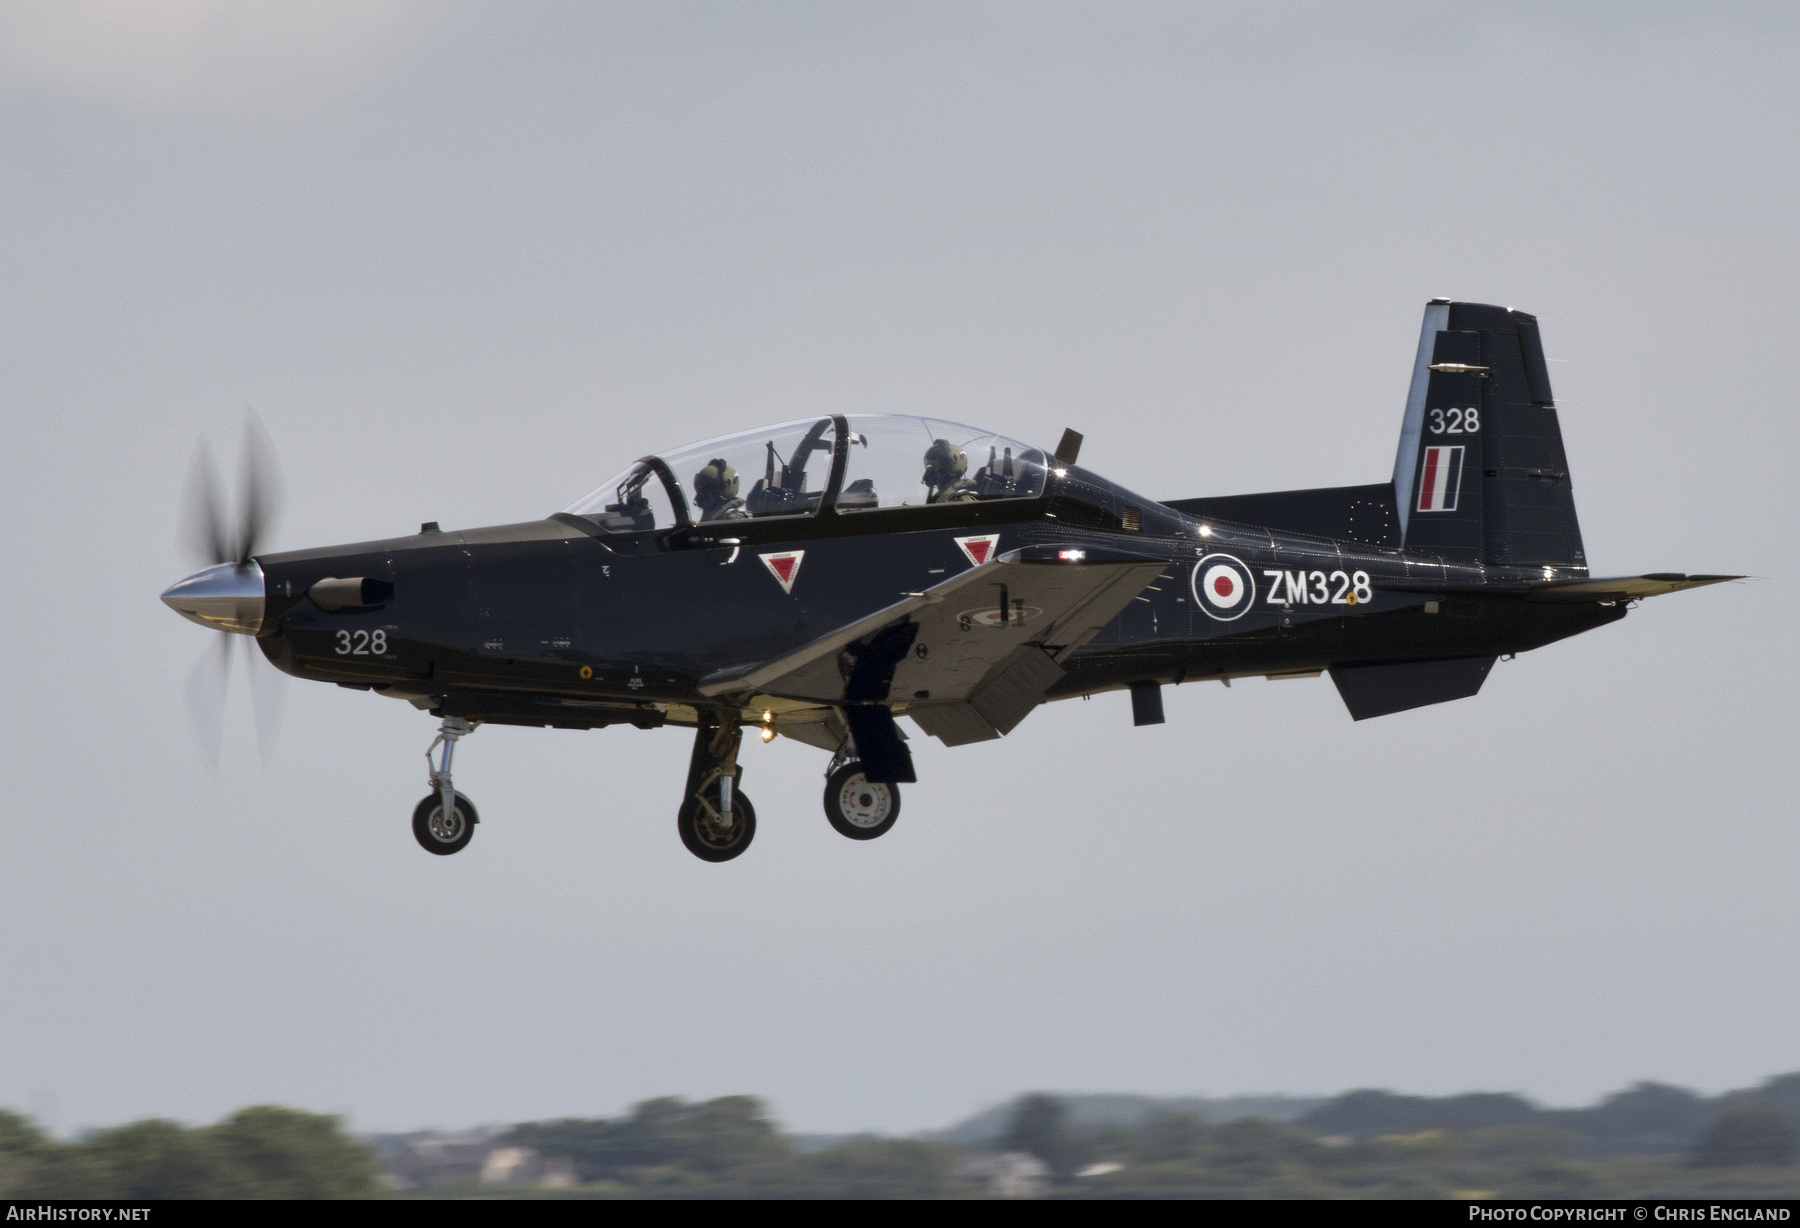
[0,1110,52,1159]
[1137,1110,1208,1162]
[0,1106,376,1199]
[1578,1082,1711,1156]
[1461,1125,1584,1165]
[1291,1075,1800,1167]
[1754,1074,1800,1129]
[502,1095,788,1184]
[1213,1116,1325,1174]
[1002,1094,1077,1177]
[498,1098,980,1198]
[793,1139,972,1199]
[80,1119,233,1198]
[6,1077,1800,1201]
[1690,1101,1800,1169]
[1302,1090,1539,1138]
[210,1105,380,1197]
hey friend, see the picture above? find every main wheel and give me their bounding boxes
[824,763,900,840]
[413,791,478,855]
[677,782,756,862]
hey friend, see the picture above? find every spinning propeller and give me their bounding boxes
[166,412,287,769]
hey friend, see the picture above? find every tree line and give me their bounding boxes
[990,1090,1800,1199]
[3,1072,1798,1199]
[0,1106,377,1199]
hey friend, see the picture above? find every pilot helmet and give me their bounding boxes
[693,459,739,502]
[922,439,967,486]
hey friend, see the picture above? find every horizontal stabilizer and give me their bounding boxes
[1330,657,1496,720]
[1525,573,1742,603]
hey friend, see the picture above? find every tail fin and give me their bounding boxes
[1393,300,1587,570]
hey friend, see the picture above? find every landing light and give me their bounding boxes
[760,710,775,742]
[1199,525,1212,537]
[1059,549,1086,562]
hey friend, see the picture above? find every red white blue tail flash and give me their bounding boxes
[1416,445,1465,512]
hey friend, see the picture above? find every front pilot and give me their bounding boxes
[693,459,749,521]
[923,439,978,503]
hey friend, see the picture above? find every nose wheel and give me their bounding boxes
[678,782,757,862]
[678,715,756,862]
[824,759,901,840]
[413,790,478,855]
[414,716,479,855]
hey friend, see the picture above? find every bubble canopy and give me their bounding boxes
[562,415,1050,531]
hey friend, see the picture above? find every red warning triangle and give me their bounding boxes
[760,550,805,594]
[954,534,1000,567]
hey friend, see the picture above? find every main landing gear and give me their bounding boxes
[414,716,480,855]
[407,711,901,862]
[678,715,756,862]
[822,744,901,840]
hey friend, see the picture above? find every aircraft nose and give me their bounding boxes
[160,561,267,635]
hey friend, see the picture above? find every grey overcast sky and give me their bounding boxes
[1,1,1794,1137]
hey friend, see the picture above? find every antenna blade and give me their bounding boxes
[1054,429,1083,465]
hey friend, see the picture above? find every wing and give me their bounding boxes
[698,544,1170,745]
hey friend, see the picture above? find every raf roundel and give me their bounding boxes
[1192,553,1256,621]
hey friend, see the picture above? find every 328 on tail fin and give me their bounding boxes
[1394,300,1587,570]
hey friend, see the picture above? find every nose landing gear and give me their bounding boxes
[414,716,480,855]
[413,790,478,855]
[678,715,755,862]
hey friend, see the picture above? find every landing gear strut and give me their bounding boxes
[823,741,901,840]
[414,716,479,855]
[678,714,756,862]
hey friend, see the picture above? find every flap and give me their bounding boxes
[908,644,1068,746]
[697,544,1170,707]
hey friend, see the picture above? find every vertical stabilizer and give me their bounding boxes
[1395,301,1586,570]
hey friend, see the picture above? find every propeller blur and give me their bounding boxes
[165,412,287,768]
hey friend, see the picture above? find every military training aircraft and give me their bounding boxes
[162,299,1736,862]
